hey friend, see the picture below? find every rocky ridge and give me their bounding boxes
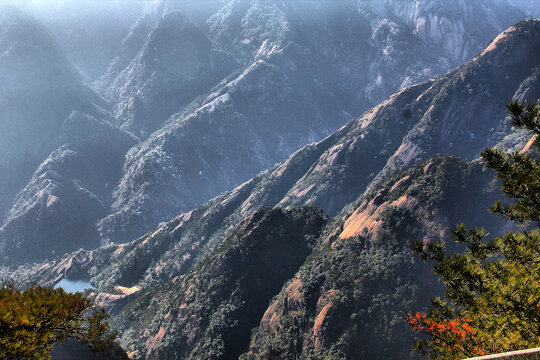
[91,0,526,245]
[0,1,534,267]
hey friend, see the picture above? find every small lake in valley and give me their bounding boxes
[54,278,94,293]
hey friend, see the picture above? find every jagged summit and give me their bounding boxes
[480,18,540,57]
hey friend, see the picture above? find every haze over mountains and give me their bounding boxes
[0,0,531,263]
[0,1,539,358]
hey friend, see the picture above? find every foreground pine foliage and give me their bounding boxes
[0,284,117,359]
[407,100,540,359]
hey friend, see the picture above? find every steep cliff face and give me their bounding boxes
[277,19,540,214]
[372,18,540,185]
[386,0,523,65]
[110,207,328,360]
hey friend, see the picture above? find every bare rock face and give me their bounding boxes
[387,0,523,64]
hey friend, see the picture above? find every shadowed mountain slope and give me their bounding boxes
[0,112,136,263]
[104,10,238,137]
[0,5,109,218]
[110,206,328,360]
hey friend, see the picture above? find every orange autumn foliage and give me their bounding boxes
[405,312,486,358]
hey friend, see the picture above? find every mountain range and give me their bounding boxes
[0,1,539,359]
[0,0,530,264]
[18,15,540,360]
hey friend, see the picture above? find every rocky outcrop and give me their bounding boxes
[372,18,540,186]
[387,0,523,64]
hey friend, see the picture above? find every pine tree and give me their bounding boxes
[0,283,118,359]
[406,100,540,359]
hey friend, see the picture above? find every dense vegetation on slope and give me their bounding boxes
[111,206,327,360]
[90,155,502,359]
[242,156,503,359]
